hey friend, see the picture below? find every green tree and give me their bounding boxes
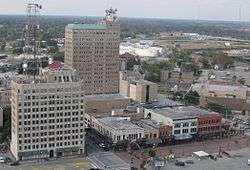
[12,48,23,55]
[207,103,233,119]
[238,78,246,85]
[211,52,234,69]
[148,148,156,158]
[52,51,64,62]
[184,91,200,105]
[199,57,210,69]
[126,58,141,71]
[0,41,6,51]
[142,61,173,82]
[0,107,11,143]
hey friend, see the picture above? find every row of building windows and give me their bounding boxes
[22,101,81,107]
[19,105,82,113]
[19,129,84,139]
[198,126,220,132]
[174,122,197,128]
[22,94,80,100]
[20,140,83,151]
[19,112,82,119]
[22,88,79,94]
[20,119,82,126]
[174,128,197,134]
[19,135,82,145]
[199,119,220,125]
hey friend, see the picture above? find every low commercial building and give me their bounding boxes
[134,119,172,143]
[85,94,130,114]
[85,106,144,127]
[120,71,158,103]
[200,82,248,99]
[145,106,227,140]
[92,117,144,143]
[129,79,158,103]
[134,119,159,139]
[197,112,230,137]
[160,69,194,92]
[199,81,250,122]
[161,69,194,82]
[145,107,197,140]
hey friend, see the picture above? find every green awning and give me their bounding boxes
[146,138,162,145]
[174,134,192,140]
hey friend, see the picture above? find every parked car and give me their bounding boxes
[208,154,217,161]
[248,159,250,166]
[185,160,194,164]
[5,157,12,163]
[0,157,5,163]
[98,143,109,151]
[175,160,185,166]
[10,161,20,166]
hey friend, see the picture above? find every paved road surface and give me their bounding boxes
[0,157,90,170]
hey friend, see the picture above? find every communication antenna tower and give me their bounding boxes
[238,5,242,21]
[24,2,42,80]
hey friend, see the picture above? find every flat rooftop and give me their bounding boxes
[133,119,160,130]
[204,83,248,92]
[97,117,144,131]
[66,23,106,30]
[85,94,130,101]
[142,94,183,109]
[131,79,157,85]
[148,106,219,120]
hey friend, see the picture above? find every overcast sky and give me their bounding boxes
[1,0,250,21]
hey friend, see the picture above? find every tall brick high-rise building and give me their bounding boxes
[65,8,120,95]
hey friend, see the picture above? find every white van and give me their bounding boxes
[0,157,5,163]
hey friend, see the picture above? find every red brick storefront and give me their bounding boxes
[198,113,223,135]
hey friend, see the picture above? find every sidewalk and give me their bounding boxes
[19,155,86,166]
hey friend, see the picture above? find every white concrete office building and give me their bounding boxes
[10,68,85,160]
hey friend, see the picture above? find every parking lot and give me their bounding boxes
[116,135,250,169]
[158,147,250,170]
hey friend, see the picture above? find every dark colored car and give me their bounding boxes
[185,160,194,164]
[175,161,185,166]
[208,154,217,161]
[10,161,20,166]
[98,143,109,151]
[5,157,12,163]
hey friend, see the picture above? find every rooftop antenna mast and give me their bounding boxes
[24,2,42,81]
[238,5,242,21]
[196,0,201,21]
